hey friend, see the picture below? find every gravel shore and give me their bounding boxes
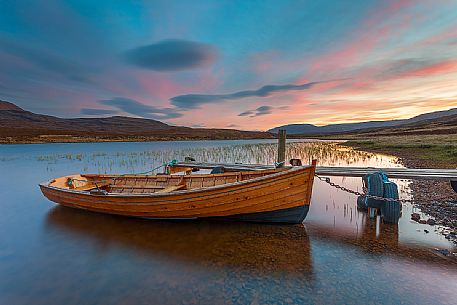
[396,156,457,229]
[348,146,457,229]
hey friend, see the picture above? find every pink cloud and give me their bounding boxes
[308,1,414,78]
[399,59,457,77]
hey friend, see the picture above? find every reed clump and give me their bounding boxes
[15,141,389,174]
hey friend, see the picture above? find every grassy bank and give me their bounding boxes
[343,134,457,229]
[343,134,457,167]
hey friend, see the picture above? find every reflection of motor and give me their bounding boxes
[357,172,401,224]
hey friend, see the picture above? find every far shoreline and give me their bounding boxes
[0,135,344,145]
[0,135,276,145]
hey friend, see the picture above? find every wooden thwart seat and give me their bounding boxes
[71,181,110,191]
[156,184,187,193]
[76,169,287,193]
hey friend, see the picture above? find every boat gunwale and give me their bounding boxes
[39,165,314,199]
[41,171,310,206]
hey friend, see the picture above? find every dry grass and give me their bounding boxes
[345,134,457,165]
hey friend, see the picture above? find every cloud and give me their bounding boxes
[0,39,93,82]
[397,59,457,78]
[238,110,254,117]
[226,124,239,128]
[334,58,457,87]
[123,39,217,71]
[97,97,182,119]
[170,81,323,109]
[80,108,118,115]
[255,106,273,116]
[238,105,278,117]
[190,123,205,128]
[370,58,440,80]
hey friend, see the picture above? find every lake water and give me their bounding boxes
[0,140,456,305]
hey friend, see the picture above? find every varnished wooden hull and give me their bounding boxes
[218,205,310,224]
[39,164,316,224]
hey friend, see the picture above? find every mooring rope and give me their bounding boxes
[315,175,413,203]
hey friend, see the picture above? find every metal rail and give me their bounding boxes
[174,161,457,181]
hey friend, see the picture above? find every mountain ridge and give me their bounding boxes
[0,100,273,143]
[269,107,457,134]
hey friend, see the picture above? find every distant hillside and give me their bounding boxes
[346,112,457,137]
[0,101,23,111]
[269,107,457,135]
[0,101,274,143]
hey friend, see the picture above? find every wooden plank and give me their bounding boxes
[73,182,110,191]
[109,185,165,190]
[156,184,187,193]
[315,167,457,180]
[175,161,457,180]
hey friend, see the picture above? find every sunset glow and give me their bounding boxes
[1,0,457,130]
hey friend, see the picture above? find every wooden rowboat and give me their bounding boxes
[39,161,316,224]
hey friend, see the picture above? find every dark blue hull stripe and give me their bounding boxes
[215,205,310,224]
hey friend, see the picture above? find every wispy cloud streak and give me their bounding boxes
[170,81,325,109]
[98,97,182,119]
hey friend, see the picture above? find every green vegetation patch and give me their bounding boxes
[345,134,457,164]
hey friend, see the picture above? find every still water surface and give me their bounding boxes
[0,140,456,305]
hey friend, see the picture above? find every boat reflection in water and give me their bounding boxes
[45,206,315,277]
[39,197,457,305]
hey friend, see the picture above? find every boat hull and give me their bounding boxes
[39,165,316,224]
[219,205,310,224]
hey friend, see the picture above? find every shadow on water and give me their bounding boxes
[38,206,457,305]
[45,206,315,277]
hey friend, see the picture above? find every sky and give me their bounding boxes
[1,0,457,130]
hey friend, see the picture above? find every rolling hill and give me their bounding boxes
[345,112,457,137]
[0,101,274,143]
[269,107,457,135]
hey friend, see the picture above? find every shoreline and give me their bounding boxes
[0,135,276,145]
[344,141,457,232]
